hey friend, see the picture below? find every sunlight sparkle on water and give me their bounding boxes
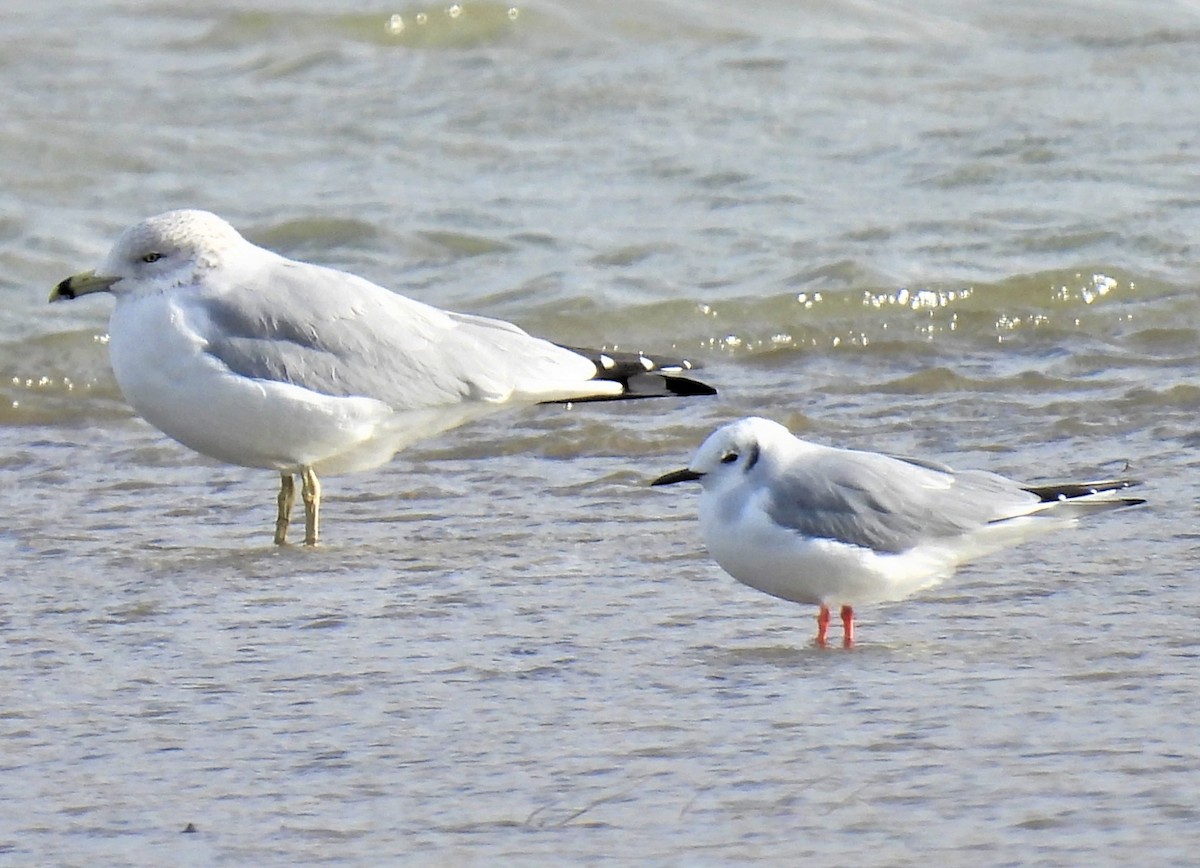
[863,286,972,310]
[995,313,1051,331]
[387,4,520,32]
[1055,272,1123,304]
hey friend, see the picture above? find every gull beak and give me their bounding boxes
[49,270,119,303]
[650,468,704,486]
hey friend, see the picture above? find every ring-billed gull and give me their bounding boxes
[50,209,716,546]
[651,417,1144,646]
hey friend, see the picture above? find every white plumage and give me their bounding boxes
[653,417,1144,646]
[52,209,714,545]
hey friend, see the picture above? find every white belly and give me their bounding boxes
[698,489,959,607]
[107,294,397,474]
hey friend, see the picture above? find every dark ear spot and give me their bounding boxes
[744,443,760,471]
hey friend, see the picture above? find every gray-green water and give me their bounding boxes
[3,1,1200,863]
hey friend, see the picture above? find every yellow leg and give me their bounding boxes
[274,473,296,546]
[301,466,321,546]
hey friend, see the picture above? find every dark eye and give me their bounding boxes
[720,452,738,464]
[141,252,163,263]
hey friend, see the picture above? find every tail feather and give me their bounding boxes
[546,345,717,402]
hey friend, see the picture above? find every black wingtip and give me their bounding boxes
[1024,478,1143,502]
[549,344,717,402]
[661,375,718,397]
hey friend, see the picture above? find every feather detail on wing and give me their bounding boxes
[191,255,716,408]
[764,451,1043,554]
[192,258,614,409]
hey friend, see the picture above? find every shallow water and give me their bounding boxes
[3,0,1200,863]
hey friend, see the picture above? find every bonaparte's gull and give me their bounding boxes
[652,417,1143,646]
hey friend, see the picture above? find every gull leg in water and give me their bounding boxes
[840,606,855,647]
[816,606,831,647]
[814,605,855,648]
[274,473,296,546]
[301,467,321,546]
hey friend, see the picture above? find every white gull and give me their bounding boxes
[51,209,715,545]
[652,417,1143,646]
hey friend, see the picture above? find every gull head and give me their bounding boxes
[50,210,249,303]
[651,416,795,490]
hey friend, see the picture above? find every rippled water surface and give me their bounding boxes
[4,0,1200,863]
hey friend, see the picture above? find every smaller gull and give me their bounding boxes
[50,209,715,545]
[652,417,1144,647]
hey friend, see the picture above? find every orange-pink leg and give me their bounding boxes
[815,606,831,647]
[841,605,855,648]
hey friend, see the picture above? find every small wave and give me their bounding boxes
[0,330,125,426]
[190,4,528,54]
[609,267,1170,360]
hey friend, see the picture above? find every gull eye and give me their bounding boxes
[141,252,163,263]
[720,451,738,464]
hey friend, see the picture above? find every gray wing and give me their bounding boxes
[764,449,1041,554]
[191,258,598,409]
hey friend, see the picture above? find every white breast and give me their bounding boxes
[697,487,959,607]
[107,294,394,473]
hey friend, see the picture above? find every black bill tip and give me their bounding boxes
[51,276,77,301]
[49,270,119,303]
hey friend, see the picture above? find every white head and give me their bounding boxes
[50,210,250,303]
[651,417,798,492]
